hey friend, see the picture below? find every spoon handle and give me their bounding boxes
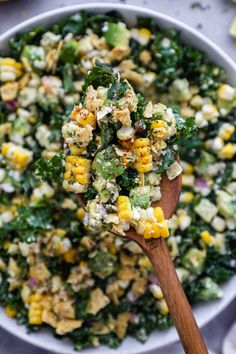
[143,237,208,354]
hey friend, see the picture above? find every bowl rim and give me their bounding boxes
[0,3,236,354]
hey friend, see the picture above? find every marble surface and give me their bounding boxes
[0,0,236,353]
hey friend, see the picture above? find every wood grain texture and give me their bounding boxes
[126,171,208,354]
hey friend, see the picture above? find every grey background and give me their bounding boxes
[0,0,236,353]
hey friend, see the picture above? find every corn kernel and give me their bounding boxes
[218,123,235,141]
[150,284,163,299]
[217,84,235,101]
[76,208,85,221]
[63,248,77,263]
[154,207,164,222]
[201,230,214,245]
[180,191,194,203]
[219,143,236,159]
[5,305,16,318]
[150,120,167,139]
[159,220,169,238]
[156,299,169,315]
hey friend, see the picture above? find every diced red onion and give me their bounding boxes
[195,178,208,189]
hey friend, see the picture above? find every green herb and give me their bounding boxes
[34,153,64,185]
[107,81,128,100]
[83,60,115,91]
[62,63,76,93]
[84,185,98,202]
[117,168,139,194]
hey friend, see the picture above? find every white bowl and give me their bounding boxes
[0,3,236,354]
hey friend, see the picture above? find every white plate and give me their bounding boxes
[0,3,236,354]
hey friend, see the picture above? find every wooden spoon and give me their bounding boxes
[77,168,208,354]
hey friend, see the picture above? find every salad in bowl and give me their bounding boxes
[0,7,236,352]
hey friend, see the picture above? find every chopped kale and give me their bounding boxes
[34,153,64,185]
[83,60,115,91]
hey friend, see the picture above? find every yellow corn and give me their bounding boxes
[5,305,17,318]
[133,138,152,173]
[76,208,85,221]
[201,230,214,245]
[181,162,194,175]
[0,58,23,82]
[219,143,236,159]
[69,144,86,156]
[150,120,167,139]
[143,221,160,239]
[63,248,77,263]
[154,207,164,222]
[217,84,235,101]
[156,299,169,315]
[117,196,132,221]
[159,220,169,238]
[71,106,96,128]
[1,142,32,171]
[218,123,235,141]
[180,191,194,203]
[64,156,90,185]
[28,294,43,325]
[138,28,152,40]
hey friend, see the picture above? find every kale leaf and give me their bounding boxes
[107,81,128,100]
[117,168,139,194]
[83,60,115,91]
[34,153,64,185]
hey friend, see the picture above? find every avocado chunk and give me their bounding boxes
[195,150,216,175]
[60,39,80,63]
[104,22,130,48]
[181,247,206,275]
[130,186,151,209]
[196,277,223,301]
[92,146,124,180]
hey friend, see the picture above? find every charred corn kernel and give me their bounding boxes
[119,139,133,149]
[217,84,235,101]
[150,120,167,139]
[180,191,194,203]
[29,294,43,325]
[201,230,214,245]
[107,243,117,255]
[156,299,169,315]
[159,220,169,238]
[71,106,96,128]
[219,143,236,159]
[133,138,152,173]
[154,207,164,222]
[5,305,16,318]
[117,196,132,220]
[76,208,85,221]
[218,123,235,141]
[69,144,86,156]
[1,142,32,171]
[143,221,160,239]
[0,58,23,82]
[63,248,77,263]
[64,156,90,185]
[0,82,18,102]
[139,256,152,269]
[150,284,163,299]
